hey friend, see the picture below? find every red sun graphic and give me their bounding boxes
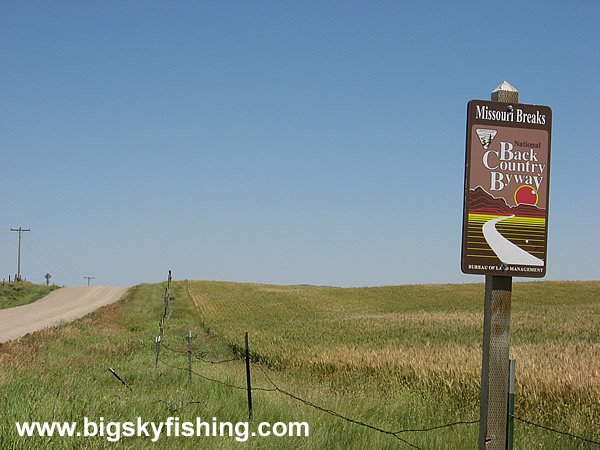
[514,185,539,206]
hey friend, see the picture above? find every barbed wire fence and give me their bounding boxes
[511,415,600,447]
[126,272,600,448]
[156,340,600,448]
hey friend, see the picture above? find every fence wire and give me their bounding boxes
[151,277,597,448]
[157,357,277,393]
[157,343,482,449]
[512,415,600,446]
[161,343,237,365]
[155,339,600,448]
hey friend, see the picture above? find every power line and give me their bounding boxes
[83,276,95,286]
[10,227,30,281]
[26,234,81,282]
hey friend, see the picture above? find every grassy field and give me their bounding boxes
[0,281,59,309]
[0,280,598,448]
[188,280,600,447]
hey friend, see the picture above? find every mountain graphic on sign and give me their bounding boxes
[476,128,498,149]
[468,187,545,218]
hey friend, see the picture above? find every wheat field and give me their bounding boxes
[188,280,600,443]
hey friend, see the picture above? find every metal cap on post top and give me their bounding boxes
[491,81,518,103]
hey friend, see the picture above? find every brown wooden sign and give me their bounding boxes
[462,100,552,277]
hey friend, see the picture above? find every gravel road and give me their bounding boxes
[0,286,128,343]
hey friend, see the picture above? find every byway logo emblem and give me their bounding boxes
[476,128,497,150]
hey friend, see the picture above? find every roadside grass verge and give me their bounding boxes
[0,281,60,310]
[0,280,598,448]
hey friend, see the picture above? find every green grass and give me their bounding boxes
[0,281,60,309]
[0,280,598,448]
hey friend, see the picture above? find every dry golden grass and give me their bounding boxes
[187,280,600,428]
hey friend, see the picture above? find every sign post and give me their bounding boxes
[461,81,552,449]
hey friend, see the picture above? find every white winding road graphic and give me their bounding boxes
[482,215,544,266]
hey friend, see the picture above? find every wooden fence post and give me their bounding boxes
[478,82,518,450]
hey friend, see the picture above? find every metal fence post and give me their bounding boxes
[188,329,193,383]
[245,332,253,421]
[155,320,163,369]
[507,359,516,450]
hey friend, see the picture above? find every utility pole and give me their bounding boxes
[83,276,95,286]
[10,227,30,281]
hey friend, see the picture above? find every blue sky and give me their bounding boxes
[1,1,598,287]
